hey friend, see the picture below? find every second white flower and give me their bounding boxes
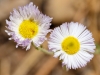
[48,22,95,69]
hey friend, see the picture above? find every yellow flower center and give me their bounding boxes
[19,20,38,39]
[61,36,80,55]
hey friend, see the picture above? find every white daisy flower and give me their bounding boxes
[48,22,95,69]
[5,2,52,50]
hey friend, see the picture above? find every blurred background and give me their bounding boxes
[0,0,100,75]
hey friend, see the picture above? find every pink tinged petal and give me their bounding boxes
[6,2,52,50]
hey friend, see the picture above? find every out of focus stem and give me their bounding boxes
[37,47,53,55]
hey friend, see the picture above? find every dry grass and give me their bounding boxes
[0,0,100,75]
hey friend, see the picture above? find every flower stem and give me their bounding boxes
[32,43,53,55]
[37,47,53,55]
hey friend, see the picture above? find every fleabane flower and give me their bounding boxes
[5,2,52,50]
[48,22,95,69]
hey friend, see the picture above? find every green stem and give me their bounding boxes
[37,47,53,55]
[32,43,53,55]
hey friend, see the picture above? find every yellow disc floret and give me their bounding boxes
[19,20,38,39]
[61,36,80,55]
